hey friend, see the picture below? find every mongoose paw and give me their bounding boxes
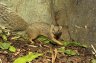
[29,39,34,44]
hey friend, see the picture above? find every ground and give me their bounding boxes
[0,30,95,63]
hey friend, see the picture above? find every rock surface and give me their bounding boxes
[56,0,96,47]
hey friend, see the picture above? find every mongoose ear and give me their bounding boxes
[59,26,62,30]
[50,25,54,32]
[51,25,54,29]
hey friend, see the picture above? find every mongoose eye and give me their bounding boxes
[54,32,62,36]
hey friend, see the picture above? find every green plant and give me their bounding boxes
[64,49,77,56]
[37,35,52,44]
[13,52,43,63]
[0,42,16,52]
[9,46,16,52]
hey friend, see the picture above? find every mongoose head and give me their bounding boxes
[51,25,62,39]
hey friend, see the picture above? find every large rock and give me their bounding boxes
[64,0,96,47]
[0,0,55,24]
[54,0,96,48]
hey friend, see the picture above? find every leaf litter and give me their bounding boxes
[0,28,95,63]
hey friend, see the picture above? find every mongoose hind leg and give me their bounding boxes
[29,32,39,44]
[29,36,38,44]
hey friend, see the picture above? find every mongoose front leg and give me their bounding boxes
[29,38,34,44]
[50,25,63,45]
[51,34,63,45]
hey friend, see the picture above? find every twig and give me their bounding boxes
[91,44,96,56]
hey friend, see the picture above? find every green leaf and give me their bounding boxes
[64,49,77,56]
[62,41,70,46]
[62,41,87,47]
[2,35,7,41]
[63,42,81,46]
[25,52,43,62]
[37,35,52,44]
[58,47,65,52]
[11,36,20,40]
[13,52,43,63]
[91,58,96,63]
[9,46,16,52]
[82,44,88,48]
[0,42,11,49]
[13,57,26,63]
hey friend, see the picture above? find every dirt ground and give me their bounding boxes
[0,31,94,63]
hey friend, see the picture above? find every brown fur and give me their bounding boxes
[26,22,63,45]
